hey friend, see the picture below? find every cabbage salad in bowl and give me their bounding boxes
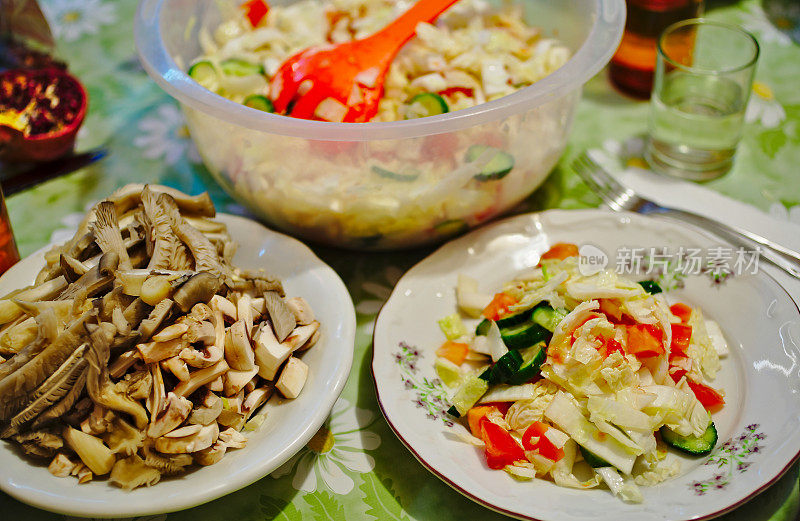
[434,243,729,503]
[189,0,570,122]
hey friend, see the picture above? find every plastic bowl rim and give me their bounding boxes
[135,0,626,141]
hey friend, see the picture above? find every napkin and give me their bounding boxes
[587,148,800,308]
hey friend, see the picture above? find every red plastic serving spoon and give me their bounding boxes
[270,0,460,123]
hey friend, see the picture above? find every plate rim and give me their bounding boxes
[0,213,357,517]
[371,208,800,521]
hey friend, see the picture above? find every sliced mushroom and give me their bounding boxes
[136,298,174,342]
[13,429,64,458]
[155,422,219,454]
[102,416,144,456]
[179,343,223,369]
[194,440,226,466]
[207,375,224,392]
[75,465,93,484]
[283,322,320,352]
[110,454,161,490]
[161,356,190,381]
[223,367,259,397]
[253,324,290,381]
[152,322,188,342]
[224,320,254,371]
[80,403,114,436]
[146,363,165,416]
[141,440,193,474]
[116,368,152,400]
[173,272,222,314]
[186,320,215,345]
[111,307,131,337]
[236,294,254,339]
[275,357,308,399]
[189,302,213,322]
[142,187,183,271]
[298,328,321,352]
[219,427,248,449]
[286,297,314,326]
[243,385,273,419]
[188,391,223,425]
[263,292,296,342]
[137,336,187,364]
[109,350,140,379]
[62,426,116,475]
[147,391,192,438]
[174,359,229,397]
[209,295,237,322]
[217,394,245,431]
[89,201,133,271]
[49,453,77,477]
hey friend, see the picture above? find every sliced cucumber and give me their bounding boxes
[405,93,449,119]
[449,374,489,416]
[579,446,613,468]
[371,165,419,182]
[220,58,264,77]
[476,319,492,337]
[478,365,498,384]
[532,306,568,332]
[660,421,718,456]
[243,94,274,112]
[496,309,532,329]
[507,343,546,385]
[491,350,524,383]
[187,60,218,89]
[466,145,515,181]
[638,280,663,295]
[501,321,551,350]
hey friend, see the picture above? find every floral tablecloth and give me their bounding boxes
[2,0,799,520]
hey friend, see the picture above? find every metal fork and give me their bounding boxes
[571,153,800,280]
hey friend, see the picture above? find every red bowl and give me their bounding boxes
[0,67,88,163]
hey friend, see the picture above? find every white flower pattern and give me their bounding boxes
[271,397,380,495]
[768,202,800,227]
[741,3,794,46]
[42,0,117,43]
[355,266,403,330]
[745,82,786,129]
[134,104,200,165]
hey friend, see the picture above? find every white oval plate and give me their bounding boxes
[0,214,356,517]
[373,209,800,521]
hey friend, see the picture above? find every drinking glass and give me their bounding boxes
[645,19,759,181]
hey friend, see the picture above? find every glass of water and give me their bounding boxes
[645,19,759,181]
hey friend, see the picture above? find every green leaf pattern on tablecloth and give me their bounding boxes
[259,496,303,521]
[1,0,798,520]
[359,474,410,521]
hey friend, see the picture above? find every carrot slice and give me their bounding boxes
[482,292,517,321]
[436,341,469,365]
[541,242,579,261]
[467,406,497,438]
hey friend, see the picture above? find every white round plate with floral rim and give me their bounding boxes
[0,214,356,517]
[372,209,800,521]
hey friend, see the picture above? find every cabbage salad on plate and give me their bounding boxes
[435,243,729,503]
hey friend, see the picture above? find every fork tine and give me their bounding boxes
[579,154,628,196]
[570,155,623,210]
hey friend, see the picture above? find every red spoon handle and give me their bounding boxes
[368,0,461,59]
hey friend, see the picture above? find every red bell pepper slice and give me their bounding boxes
[687,380,725,413]
[670,323,692,356]
[438,86,475,98]
[521,422,565,462]
[626,323,665,358]
[480,419,525,470]
[601,338,626,358]
[670,303,693,323]
[482,292,517,321]
[242,0,269,27]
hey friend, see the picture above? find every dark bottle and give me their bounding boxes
[609,0,704,99]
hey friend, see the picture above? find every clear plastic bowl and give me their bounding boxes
[135,0,625,250]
